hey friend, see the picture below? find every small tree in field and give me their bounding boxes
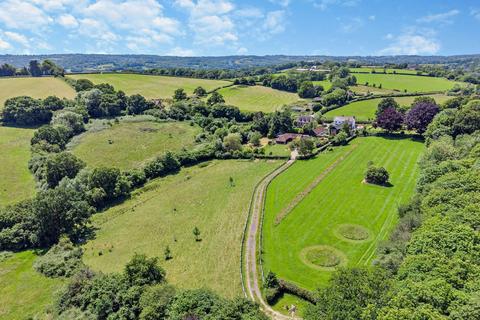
[173,88,187,101]
[193,227,201,241]
[365,165,390,185]
[164,246,172,260]
[376,107,404,132]
[207,91,225,105]
[193,86,207,97]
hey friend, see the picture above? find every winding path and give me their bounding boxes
[243,152,301,320]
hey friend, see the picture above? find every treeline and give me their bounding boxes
[0,59,64,77]
[304,97,480,319]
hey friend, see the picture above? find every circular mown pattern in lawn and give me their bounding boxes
[300,245,347,271]
[334,224,372,242]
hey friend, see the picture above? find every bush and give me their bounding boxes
[365,165,389,185]
[34,236,84,277]
[2,96,52,125]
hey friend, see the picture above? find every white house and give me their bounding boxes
[333,116,356,130]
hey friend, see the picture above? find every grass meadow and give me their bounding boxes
[353,73,464,92]
[0,126,36,206]
[70,119,201,170]
[262,136,423,291]
[0,77,76,109]
[83,159,281,298]
[0,251,65,320]
[217,85,300,112]
[349,67,423,75]
[324,94,452,122]
[68,73,231,99]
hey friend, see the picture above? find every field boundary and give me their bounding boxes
[274,144,358,225]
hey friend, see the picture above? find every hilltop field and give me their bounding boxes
[68,73,231,99]
[83,159,280,298]
[216,85,300,112]
[0,126,36,206]
[262,136,423,290]
[352,73,463,92]
[70,118,202,169]
[324,94,452,122]
[0,77,75,109]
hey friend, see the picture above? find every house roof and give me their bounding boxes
[275,133,308,143]
[297,115,314,122]
[313,127,328,136]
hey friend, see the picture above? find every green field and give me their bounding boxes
[350,85,396,95]
[68,73,231,99]
[324,94,451,122]
[217,85,300,112]
[262,143,291,157]
[0,251,64,320]
[0,126,36,206]
[349,67,422,75]
[353,73,463,92]
[262,136,423,290]
[312,80,332,91]
[0,77,76,109]
[70,119,201,169]
[83,159,280,298]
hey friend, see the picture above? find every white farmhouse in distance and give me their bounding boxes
[330,116,356,135]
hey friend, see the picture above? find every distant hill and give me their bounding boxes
[0,54,479,72]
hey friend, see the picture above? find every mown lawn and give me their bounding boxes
[353,73,464,92]
[0,77,75,110]
[68,73,231,99]
[0,126,36,206]
[0,251,65,320]
[83,159,280,298]
[324,94,452,122]
[262,136,423,290]
[70,119,201,170]
[263,143,291,157]
[312,80,332,91]
[217,85,300,112]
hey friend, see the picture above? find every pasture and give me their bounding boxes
[324,94,451,122]
[83,159,280,298]
[262,136,423,290]
[349,67,422,75]
[0,77,75,109]
[0,251,64,320]
[70,119,201,169]
[68,73,231,99]
[217,85,300,112]
[353,73,463,92]
[0,126,36,206]
[312,80,332,91]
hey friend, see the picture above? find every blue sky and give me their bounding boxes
[0,0,479,56]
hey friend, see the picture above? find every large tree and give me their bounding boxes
[376,97,399,116]
[376,107,404,132]
[405,102,440,134]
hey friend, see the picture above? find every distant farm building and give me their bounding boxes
[313,126,329,137]
[275,133,309,144]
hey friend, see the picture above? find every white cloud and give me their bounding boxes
[166,47,195,56]
[57,14,79,28]
[340,17,364,33]
[4,31,29,47]
[0,37,12,50]
[269,0,290,7]
[312,0,360,11]
[471,9,480,21]
[0,0,52,30]
[380,31,440,55]
[263,10,286,35]
[417,9,460,24]
[174,0,238,46]
[237,47,248,54]
[368,15,375,21]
